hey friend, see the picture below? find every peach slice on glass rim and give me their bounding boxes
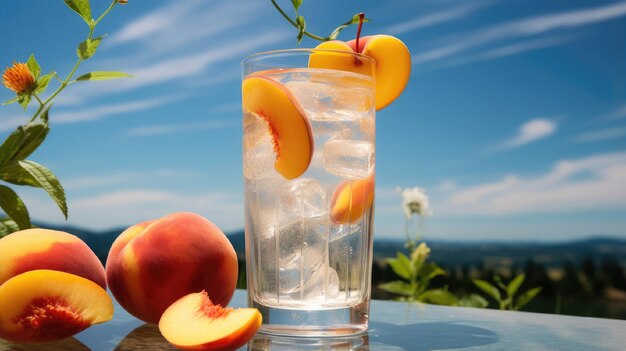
[309,35,411,110]
[159,291,262,351]
[330,175,375,224]
[0,270,114,344]
[242,75,314,180]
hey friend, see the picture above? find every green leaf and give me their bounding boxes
[26,54,40,80]
[34,72,56,95]
[507,274,525,298]
[0,185,31,230]
[419,289,458,306]
[77,37,102,60]
[0,218,19,238]
[17,94,31,111]
[386,253,412,280]
[328,14,370,41]
[457,294,489,308]
[17,160,67,219]
[291,0,302,11]
[64,0,92,24]
[0,161,40,187]
[516,287,542,310]
[76,71,132,81]
[296,15,306,44]
[2,96,19,106]
[421,262,446,281]
[0,107,50,167]
[473,279,501,302]
[379,280,413,297]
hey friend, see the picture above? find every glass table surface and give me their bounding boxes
[1,290,625,350]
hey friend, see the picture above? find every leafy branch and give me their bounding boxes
[270,0,369,43]
[0,0,130,237]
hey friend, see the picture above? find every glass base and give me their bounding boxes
[251,298,370,337]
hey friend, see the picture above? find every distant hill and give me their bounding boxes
[35,223,626,269]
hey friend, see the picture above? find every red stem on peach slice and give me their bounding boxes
[354,13,366,66]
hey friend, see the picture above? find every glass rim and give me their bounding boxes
[242,48,376,66]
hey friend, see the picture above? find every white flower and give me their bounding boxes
[398,187,432,219]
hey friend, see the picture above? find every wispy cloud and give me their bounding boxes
[384,2,489,35]
[607,104,626,121]
[109,1,264,55]
[447,34,579,66]
[413,1,626,64]
[62,169,197,190]
[501,118,557,149]
[440,151,626,215]
[21,188,243,231]
[0,114,28,132]
[54,97,177,124]
[125,119,237,137]
[573,127,626,143]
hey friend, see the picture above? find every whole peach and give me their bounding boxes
[0,228,106,289]
[105,212,238,324]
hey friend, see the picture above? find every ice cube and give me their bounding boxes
[298,265,339,300]
[323,139,374,179]
[243,112,276,180]
[279,178,327,218]
[278,248,324,294]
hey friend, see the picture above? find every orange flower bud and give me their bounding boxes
[2,62,35,94]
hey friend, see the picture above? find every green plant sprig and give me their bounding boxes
[473,274,543,311]
[270,0,369,43]
[0,0,131,236]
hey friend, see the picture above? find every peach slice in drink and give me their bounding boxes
[242,75,314,180]
[330,175,375,224]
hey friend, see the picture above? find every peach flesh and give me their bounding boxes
[159,291,262,351]
[242,75,314,180]
[0,270,113,344]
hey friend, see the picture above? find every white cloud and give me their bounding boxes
[62,169,197,190]
[447,34,579,66]
[384,2,488,35]
[0,114,29,132]
[573,127,626,143]
[22,188,243,232]
[501,118,557,149]
[125,119,236,137]
[439,151,626,215]
[607,104,626,121]
[412,1,626,64]
[54,97,176,124]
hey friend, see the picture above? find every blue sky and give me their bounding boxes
[0,0,624,242]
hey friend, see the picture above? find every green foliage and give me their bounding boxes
[473,274,543,310]
[270,0,368,43]
[380,243,453,305]
[0,0,129,236]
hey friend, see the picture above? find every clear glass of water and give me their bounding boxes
[242,49,376,336]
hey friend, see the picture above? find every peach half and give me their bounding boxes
[309,35,411,110]
[330,175,375,224]
[159,291,261,351]
[0,228,106,289]
[105,212,238,324]
[0,270,113,344]
[242,75,314,180]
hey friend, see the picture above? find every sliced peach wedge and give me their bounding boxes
[159,291,262,351]
[309,35,411,110]
[330,175,375,224]
[0,270,113,344]
[242,75,314,180]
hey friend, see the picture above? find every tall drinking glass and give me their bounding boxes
[242,49,376,336]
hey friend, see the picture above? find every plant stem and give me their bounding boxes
[33,93,44,106]
[270,0,328,41]
[355,13,365,52]
[42,0,117,107]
